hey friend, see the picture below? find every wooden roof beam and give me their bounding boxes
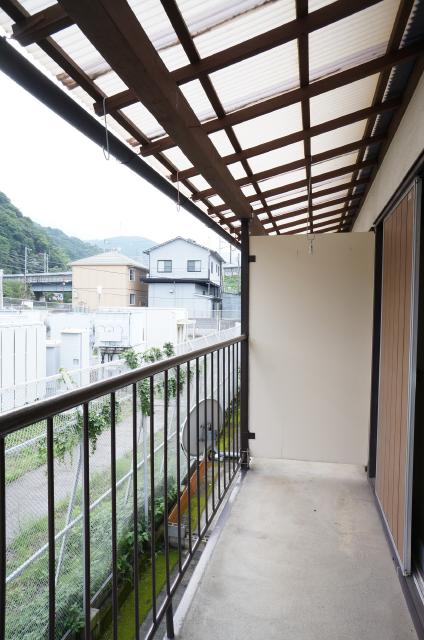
[169,101,399,181]
[343,0,416,230]
[209,160,374,214]
[224,189,362,223]
[58,0,265,234]
[140,43,423,156]
[280,218,351,235]
[94,0,382,116]
[272,210,356,233]
[265,208,356,231]
[192,136,384,200]
[12,4,72,46]
[158,0,280,233]
[272,200,360,223]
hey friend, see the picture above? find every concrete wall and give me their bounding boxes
[148,282,215,318]
[353,71,424,231]
[148,238,221,286]
[72,264,148,309]
[94,307,189,351]
[249,233,374,464]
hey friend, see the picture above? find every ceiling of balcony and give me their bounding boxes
[0,0,423,242]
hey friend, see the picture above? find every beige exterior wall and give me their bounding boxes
[353,71,424,231]
[72,264,148,309]
[249,233,374,465]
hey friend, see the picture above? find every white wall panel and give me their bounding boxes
[249,233,374,464]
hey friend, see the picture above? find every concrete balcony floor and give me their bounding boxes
[175,459,417,640]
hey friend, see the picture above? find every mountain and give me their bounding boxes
[0,191,101,274]
[91,236,157,266]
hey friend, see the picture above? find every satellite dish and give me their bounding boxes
[181,399,222,459]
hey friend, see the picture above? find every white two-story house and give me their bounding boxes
[144,237,223,318]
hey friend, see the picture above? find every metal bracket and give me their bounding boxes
[247,432,256,439]
[248,255,256,263]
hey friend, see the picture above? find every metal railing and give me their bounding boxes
[0,334,246,640]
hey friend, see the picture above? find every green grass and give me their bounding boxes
[100,549,179,640]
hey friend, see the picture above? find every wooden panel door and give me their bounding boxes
[376,180,421,574]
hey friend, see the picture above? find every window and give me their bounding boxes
[157,260,172,273]
[129,293,136,305]
[211,262,214,273]
[187,260,201,272]
[129,268,135,281]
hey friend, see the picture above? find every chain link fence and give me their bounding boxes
[5,350,236,639]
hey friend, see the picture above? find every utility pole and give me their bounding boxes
[44,252,49,273]
[24,246,29,297]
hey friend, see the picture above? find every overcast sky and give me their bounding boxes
[0,68,235,261]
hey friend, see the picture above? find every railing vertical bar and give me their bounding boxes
[222,347,226,491]
[132,383,140,638]
[232,343,236,474]
[195,358,201,538]
[110,392,118,640]
[47,416,55,640]
[176,366,182,573]
[149,376,157,624]
[227,346,231,482]
[237,342,240,461]
[203,354,208,525]
[0,436,5,640]
[211,351,215,512]
[164,370,174,639]
[186,361,192,555]
[82,402,91,640]
[163,370,171,595]
[217,348,221,499]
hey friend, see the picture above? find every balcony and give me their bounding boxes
[175,459,416,640]
[0,1,423,639]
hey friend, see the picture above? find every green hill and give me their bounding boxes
[91,236,157,266]
[0,191,101,274]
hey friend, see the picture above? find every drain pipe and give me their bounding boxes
[0,37,239,250]
[240,218,250,468]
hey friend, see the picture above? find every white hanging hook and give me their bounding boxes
[176,170,181,212]
[307,232,315,255]
[102,97,110,161]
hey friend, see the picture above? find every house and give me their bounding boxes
[70,251,148,310]
[144,237,224,318]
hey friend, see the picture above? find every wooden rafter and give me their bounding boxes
[191,137,384,200]
[344,0,417,230]
[228,184,365,222]
[11,4,72,45]
[168,101,399,181]
[0,0,237,237]
[272,201,360,223]
[281,218,352,235]
[57,0,265,235]
[91,0,383,116]
[296,0,313,233]
[158,0,279,233]
[209,161,374,214]
[139,43,423,156]
[269,210,356,233]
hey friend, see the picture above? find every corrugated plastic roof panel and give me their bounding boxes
[247,142,305,173]
[185,0,296,58]
[311,121,368,155]
[210,40,299,114]
[309,1,399,80]
[311,152,359,177]
[233,103,303,149]
[310,75,380,126]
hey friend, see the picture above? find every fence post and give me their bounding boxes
[240,218,250,469]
